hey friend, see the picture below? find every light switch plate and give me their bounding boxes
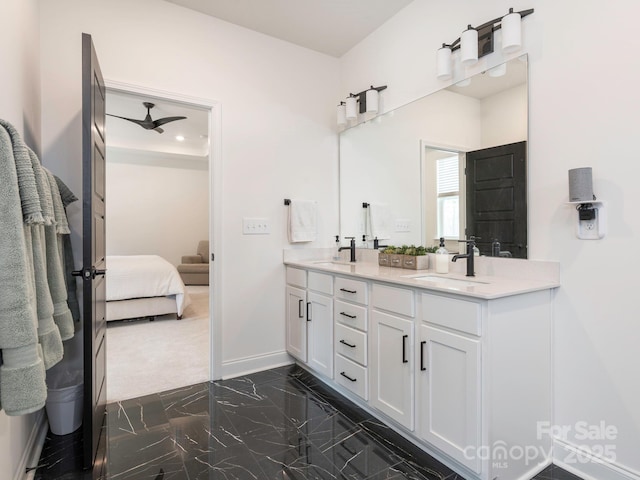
[242,217,270,235]
[395,219,411,232]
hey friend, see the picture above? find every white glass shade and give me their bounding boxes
[501,11,522,53]
[366,89,379,113]
[436,46,452,80]
[337,103,347,126]
[455,78,471,87]
[346,96,358,120]
[460,27,478,66]
[488,62,507,77]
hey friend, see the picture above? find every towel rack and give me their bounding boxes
[284,199,291,205]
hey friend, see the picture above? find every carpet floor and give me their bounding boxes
[105,285,210,402]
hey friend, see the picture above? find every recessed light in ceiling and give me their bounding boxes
[175,135,185,142]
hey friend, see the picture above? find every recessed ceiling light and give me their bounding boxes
[175,135,185,142]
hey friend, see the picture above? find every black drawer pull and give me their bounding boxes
[339,288,357,294]
[402,334,408,363]
[420,341,426,371]
[340,371,357,382]
[340,312,356,319]
[298,299,304,318]
[306,302,311,321]
[339,339,356,348]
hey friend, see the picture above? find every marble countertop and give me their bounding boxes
[284,257,560,300]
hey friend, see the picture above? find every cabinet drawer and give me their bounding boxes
[335,277,368,305]
[308,271,333,295]
[286,267,307,288]
[335,300,367,332]
[372,283,415,317]
[421,293,481,336]
[335,355,368,401]
[335,324,367,366]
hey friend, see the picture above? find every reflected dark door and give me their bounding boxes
[81,32,107,470]
[466,141,527,258]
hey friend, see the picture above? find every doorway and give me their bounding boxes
[102,81,221,401]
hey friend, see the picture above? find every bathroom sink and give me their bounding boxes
[311,261,355,271]
[404,274,488,288]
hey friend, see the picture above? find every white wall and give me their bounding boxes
[481,83,527,148]
[106,149,209,266]
[39,0,340,377]
[342,0,640,477]
[0,1,43,478]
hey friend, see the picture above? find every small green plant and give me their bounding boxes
[382,246,397,254]
[424,246,438,254]
[416,246,429,255]
[397,245,409,255]
[404,246,417,256]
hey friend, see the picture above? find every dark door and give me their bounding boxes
[81,33,107,470]
[465,141,527,258]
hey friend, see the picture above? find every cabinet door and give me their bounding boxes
[370,310,414,430]
[307,291,333,378]
[286,285,307,362]
[417,325,481,474]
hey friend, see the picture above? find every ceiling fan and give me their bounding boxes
[107,101,187,134]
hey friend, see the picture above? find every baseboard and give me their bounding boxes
[221,350,293,379]
[553,438,640,480]
[20,409,48,480]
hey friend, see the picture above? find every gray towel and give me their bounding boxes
[44,168,70,235]
[0,119,44,225]
[38,164,74,341]
[54,175,78,208]
[0,124,47,415]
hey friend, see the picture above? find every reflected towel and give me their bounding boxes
[368,203,392,240]
[288,200,317,243]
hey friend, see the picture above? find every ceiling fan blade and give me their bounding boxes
[153,127,164,134]
[152,116,187,128]
[106,113,149,128]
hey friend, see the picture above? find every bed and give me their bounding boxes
[105,255,190,321]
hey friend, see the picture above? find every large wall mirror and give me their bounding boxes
[339,55,528,258]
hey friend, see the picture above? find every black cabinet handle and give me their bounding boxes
[340,312,356,319]
[340,371,357,382]
[298,299,304,318]
[339,288,357,294]
[402,335,408,363]
[306,302,311,321]
[420,341,426,371]
[339,339,356,348]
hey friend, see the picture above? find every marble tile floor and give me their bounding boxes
[34,365,584,480]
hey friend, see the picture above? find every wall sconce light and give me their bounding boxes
[338,85,387,126]
[436,7,534,80]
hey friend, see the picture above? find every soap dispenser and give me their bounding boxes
[435,237,449,274]
[333,235,341,261]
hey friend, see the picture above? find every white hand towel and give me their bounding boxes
[368,203,392,240]
[288,200,317,243]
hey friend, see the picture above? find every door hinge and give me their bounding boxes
[211,253,215,262]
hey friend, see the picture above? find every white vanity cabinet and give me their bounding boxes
[334,276,369,400]
[285,267,334,378]
[370,283,415,430]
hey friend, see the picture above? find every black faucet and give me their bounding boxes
[339,236,357,262]
[452,237,477,277]
[373,237,388,250]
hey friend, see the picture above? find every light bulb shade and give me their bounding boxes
[460,27,478,66]
[488,62,507,77]
[366,89,379,113]
[337,103,347,126]
[436,46,452,80]
[346,96,358,120]
[501,11,522,53]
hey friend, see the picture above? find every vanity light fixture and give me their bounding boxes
[436,7,533,80]
[338,85,387,126]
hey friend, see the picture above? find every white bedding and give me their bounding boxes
[106,255,188,316]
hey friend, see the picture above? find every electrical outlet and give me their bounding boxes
[575,203,606,239]
[395,219,411,232]
[242,217,270,235]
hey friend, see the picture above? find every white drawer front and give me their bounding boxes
[286,267,307,288]
[335,299,367,332]
[421,293,481,336]
[308,271,333,295]
[335,277,368,305]
[335,355,368,401]
[372,283,415,317]
[335,324,367,366]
